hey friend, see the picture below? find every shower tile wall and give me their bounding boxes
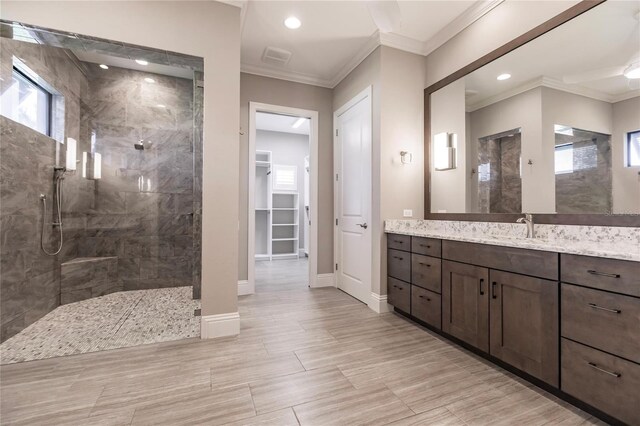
[192,71,203,299]
[78,65,195,291]
[0,38,92,341]
[477,134,522,214]
[555,131,612,214]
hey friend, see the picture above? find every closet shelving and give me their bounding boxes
[255,150,271,261]
[271,192,299,259]
[255,151,300,261]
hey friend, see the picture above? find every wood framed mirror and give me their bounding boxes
[424,0,640,226]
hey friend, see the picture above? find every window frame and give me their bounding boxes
[626,130,640,167]
[11,65,53,137]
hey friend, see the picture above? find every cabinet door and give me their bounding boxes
[442,261,489,352]
[489,270,559,387]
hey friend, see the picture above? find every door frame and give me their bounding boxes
[333,86,373,300]
[248,102,319,293]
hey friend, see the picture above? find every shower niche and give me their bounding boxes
[0,20,204,352]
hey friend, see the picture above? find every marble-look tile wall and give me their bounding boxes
[60,257,119,305]
[477,134,522,214]
[78,65,196,291]
[192,72,203,299]
[556,130,612,214]
[0,38,92,342]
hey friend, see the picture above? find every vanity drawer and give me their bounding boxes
[411,285,441,329]
[561,254,640,297]
[388,277,410,313]
[411,237,441,257]
[561,338,640,426]
[442,240,558,280]
[562,284,640,363]
[388,249,410,282]
[411,254,441,293]
[387,234,411,252]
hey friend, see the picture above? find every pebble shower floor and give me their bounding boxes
[0,286,200,364]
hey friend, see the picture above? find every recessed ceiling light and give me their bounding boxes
[497,73,511,81]
[292,117,306,128]
[144,77,155,83]
[99,64,109,70]
[135,59,148,66]
[284,16,301,29]
[156,104,166,108]
[623,62,640,79]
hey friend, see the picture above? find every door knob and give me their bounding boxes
[357,223,368,229]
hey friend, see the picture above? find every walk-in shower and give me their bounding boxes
[0,19,204,359]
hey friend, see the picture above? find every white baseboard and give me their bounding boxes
[238,280,253,296]
[313,273,335,288]
[369,292,391,314]
[200,312,240,339]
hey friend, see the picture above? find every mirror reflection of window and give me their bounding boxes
[554,125,612,214]
[628,130,640,167]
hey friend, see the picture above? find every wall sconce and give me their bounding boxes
[400,151,412,165]
[65,137,77,171]
[82,152,102,180]
[434,132,457,171]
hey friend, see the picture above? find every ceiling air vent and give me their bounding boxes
[262,47,292,66]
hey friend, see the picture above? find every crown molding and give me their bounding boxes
[241,63,334,88]
[329,31,381,88]
[467,76,639,112]
[239,0,505,89]
[421,0,504,56]
[378,31,424,56]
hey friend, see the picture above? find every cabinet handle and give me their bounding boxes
[588,303,621,314]
[479,278,485,295]
[491,282,497,299]
[587,270,620,279]
[420,244,431,248]
[419,262,431,268]
[393,256,403,260]
[587,362,621,378]
[418,295,431,301]
[394,240,404,244]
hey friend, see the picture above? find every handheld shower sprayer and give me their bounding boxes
[40,167,67,256]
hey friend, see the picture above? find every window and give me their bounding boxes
[627,130,640,167]
[0,66,52,136]
[555,143,574,174]
[272,165,298,191]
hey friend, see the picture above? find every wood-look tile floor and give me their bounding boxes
[0,259,606,425]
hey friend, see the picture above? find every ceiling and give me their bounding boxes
[235,0,503,88]
[464,0,640,110]
[74,51,194,79]
[256,112,310,135]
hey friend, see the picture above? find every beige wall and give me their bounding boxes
[612,96,640,214]
[1,1,241,317]
[239,73,334,279]
[468,87,545,212]
[430,79,468,213]
[424,1,578,87]
[379,47,426,295]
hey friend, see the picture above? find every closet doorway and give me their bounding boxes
[248,103,319,293]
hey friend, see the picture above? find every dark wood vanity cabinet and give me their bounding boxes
[559,254,640,425]
[489,270,558,386]
[442,260,489,352]
[386,232,639,424]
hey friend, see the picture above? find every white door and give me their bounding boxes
[335,88,372,304]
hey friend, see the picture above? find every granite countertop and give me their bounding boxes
[385,219,640,262]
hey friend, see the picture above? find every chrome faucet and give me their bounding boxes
[516,213,535,238]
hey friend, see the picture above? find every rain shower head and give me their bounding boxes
[134,140,152,150]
